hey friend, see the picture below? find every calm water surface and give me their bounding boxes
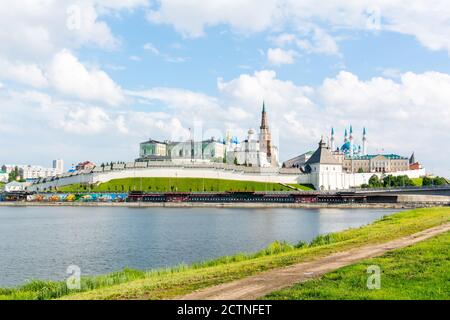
[0,206,397,287]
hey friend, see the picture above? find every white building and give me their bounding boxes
[19,166,58,180]
[0,170,8,183]
[136,138,226,163]
[2,160,63,181]
[53,159,64,174]
[226,103,279,168]
[226,129,271,167]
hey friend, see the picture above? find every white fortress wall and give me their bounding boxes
[94,167,301,184]
[29,167,310,191]
[28,166,425,192]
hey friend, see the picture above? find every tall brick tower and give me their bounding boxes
[259,101,273,162]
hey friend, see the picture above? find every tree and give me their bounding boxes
[368,175,382,188]
[433,177,447,186]
[422,176,433,186]
[8,166,20,182]
[234,157,238,165]
[383,175,395,187]
[357,167,364,173]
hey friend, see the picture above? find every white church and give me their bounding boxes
[225,103,279,167]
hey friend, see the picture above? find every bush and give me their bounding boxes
[310,233,336,247]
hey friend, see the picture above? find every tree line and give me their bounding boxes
[361,175,448,189]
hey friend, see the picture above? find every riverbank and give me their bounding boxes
[0,201,439,209]
[264,229,450,300]
[0,207,448,300]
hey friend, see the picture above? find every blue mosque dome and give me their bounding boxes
[341,141,351,151]
[340,141,360,155]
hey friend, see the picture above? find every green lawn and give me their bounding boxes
[0,207,448,300]
[265,231,450,300]
[57,177,315,193]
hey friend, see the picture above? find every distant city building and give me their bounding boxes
[0,170,8,183]
[75,161,96,171]
[52,159,64,174]
[20,166,59,180]
[2,161,62,180]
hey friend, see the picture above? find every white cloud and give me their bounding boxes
[146,0,450,55]
[0,58,48,88]
[267,48,297,65]
[147,0,281,37]
[129,55,142,61]
[296,27,339,55]
[48,50,124,106]
[126,87,221,118]
[60,106,112,134]
[142,42,188,63]
[143,42,160,54]
[0,1,142,62]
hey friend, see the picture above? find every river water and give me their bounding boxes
[0,206,397,287]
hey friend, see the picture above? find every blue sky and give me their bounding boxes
[0,1,450,176]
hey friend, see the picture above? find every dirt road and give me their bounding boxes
[177,223,450,300]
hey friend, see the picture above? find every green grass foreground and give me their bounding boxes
[0,207,448,300]
[265,231,450,300]
[57,177,314,193]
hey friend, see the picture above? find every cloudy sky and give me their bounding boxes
[1,0,449,176]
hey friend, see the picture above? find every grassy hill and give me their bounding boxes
[57,177,314,193]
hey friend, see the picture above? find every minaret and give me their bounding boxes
[344,128,348,143]
[349,125,354,157]
[330,127,335,151]
[362,127,368,155]
[259,101,272,161]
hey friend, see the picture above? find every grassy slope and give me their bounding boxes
[0,207,448,300]
[265,231,450,300]
[58,177,314,193]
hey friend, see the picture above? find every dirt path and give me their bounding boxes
[177,223,450,300]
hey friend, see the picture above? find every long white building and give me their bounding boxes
[2,160,63,181]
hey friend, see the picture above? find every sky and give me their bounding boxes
[0,0,449,176]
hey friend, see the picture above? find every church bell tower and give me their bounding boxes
[259,101,273,162]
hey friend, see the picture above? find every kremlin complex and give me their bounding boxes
[28,102,425,191]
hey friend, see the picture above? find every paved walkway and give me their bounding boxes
[177,223,450,300]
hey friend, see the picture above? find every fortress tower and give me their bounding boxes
[259,101,274,164]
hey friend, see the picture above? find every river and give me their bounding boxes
[0,206,397,287]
